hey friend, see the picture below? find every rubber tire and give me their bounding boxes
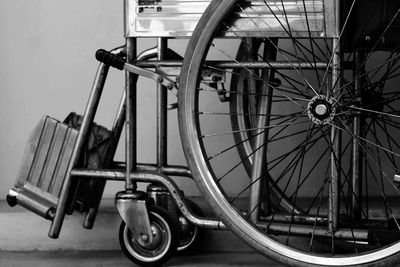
[178,0,400,266]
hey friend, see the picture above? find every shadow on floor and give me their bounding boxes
[0,250,284,267]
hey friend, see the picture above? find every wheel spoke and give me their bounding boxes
[237,2,319,97]
[201,117,308,138]
[181,0,400,263]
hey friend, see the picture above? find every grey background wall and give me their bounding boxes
[0,0,199,200]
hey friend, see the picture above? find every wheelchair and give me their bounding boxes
[7,0,400,266]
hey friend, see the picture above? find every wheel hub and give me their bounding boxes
[137,224,162,249]
[308,95,336,125]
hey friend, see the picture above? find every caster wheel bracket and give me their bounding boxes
[115,191,154,245]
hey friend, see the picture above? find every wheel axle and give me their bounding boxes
[307,95,336,125]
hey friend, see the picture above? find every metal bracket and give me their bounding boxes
[95,49,178,93]
[124,63,178,93]
[115,191,154,245]
[212,81,230,102]
[207,73,229,102]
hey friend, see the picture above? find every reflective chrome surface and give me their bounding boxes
[115,191,154,245]
[125,0,335,38]
[70,169,227,230]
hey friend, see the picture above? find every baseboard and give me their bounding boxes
[0,198,251,252]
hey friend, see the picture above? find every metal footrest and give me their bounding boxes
[8,116,78,220]
[8,113,112,230]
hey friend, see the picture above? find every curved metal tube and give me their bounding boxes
[70,169,226,230]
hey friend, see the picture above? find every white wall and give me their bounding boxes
[0,0,199,200]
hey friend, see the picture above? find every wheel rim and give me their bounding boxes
[179,0,400,265]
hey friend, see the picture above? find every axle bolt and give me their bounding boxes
[141,234,149,242]
[315,104,328,116]
[307,95,336,125]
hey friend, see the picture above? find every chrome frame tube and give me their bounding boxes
[49,62,110,238]
[329,127,341,232]
[107,48,127,163]
[70,169,226,230]
[134,60,329,69]
[256,222,369,241]
[248,41,276,222]
[351,114,361,219]
[157,38,168,169]
[125,38,138,191]
[112,162,192,178]
[328,0,341,233]
[261,214,328,226]
[82,46,127,229]
[138,164,192,178]
[351,52,365,220]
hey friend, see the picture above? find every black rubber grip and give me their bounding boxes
[95,49,125,70]
[6,194,17,207]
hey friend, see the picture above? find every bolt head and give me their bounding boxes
[315,104,328,116]
[141,234,149,242]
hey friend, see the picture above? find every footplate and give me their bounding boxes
[7,116,78,220]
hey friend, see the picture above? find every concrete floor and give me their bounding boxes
[0,199,285,266]
[0,250,284,267]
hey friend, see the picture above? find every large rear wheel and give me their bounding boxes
[179,0,400,265]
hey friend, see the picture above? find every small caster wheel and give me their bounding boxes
[177,199,204,254]
[119,206,179,266]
